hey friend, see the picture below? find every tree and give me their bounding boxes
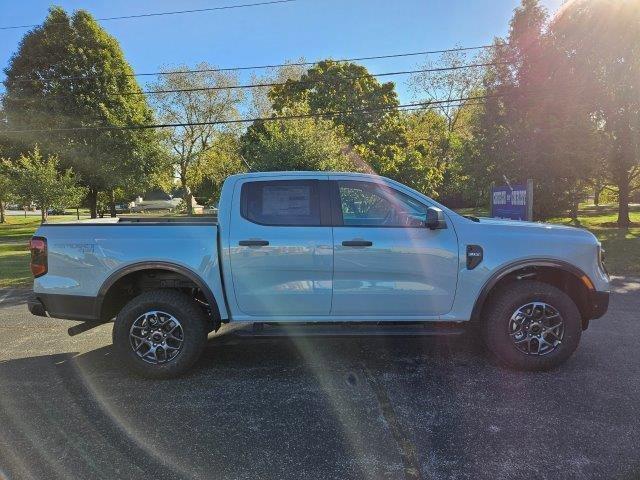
[0,164,14,224]
[2,7,161,218]
[352,143,444,199]
[269,60,406,153]
[196,133,247,203]
[150,65,243,214]
[410,48,486,138]
[5,146,81,222]
[410,49,488,205]
[549,0,640,227]
[472,0,602,219]
[0,112,13,223]
[241,106,354,172]
[345,110,449,199]
[248,61,306,117]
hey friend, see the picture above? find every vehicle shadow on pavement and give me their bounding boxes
[1,329,639,480]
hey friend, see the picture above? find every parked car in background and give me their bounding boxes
[46,207,67,215]
[114,203,130,214]
[203,205,218,216]
[28,172,609,378]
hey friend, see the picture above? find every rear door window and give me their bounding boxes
[241,180,322,226]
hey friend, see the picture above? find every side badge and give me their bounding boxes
[466,245,483,270]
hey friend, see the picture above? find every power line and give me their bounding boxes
[118,61,508,96]
[0,0,297,31]
[133,45,499,78]
[1,94,500,134]
[7,44,501,84]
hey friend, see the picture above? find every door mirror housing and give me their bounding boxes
[425,207,447,230]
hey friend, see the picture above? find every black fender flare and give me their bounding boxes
[95,261,220,320]
[470,258,594,322]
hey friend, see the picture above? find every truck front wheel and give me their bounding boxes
[113,289,209,379]
[482,280,582,371]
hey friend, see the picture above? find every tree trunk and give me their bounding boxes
[570,201,579,221]
[180,171,193,216]
[617,177,631,228]
[615,110,634,229]
[109,190,117,218]
[41,206,47,224]
[88,188,98,219]
[593,186,601,207]
[185,188,193,216]
[0,200,5,224]
[76,207,80,220]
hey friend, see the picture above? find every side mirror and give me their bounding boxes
[425,207,447,230]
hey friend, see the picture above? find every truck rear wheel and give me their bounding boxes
[482,280,582,371]
[113,290,208,379]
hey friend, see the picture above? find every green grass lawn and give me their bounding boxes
[548,205,640,276]
[0,214,90,288]
[0,205,638,289]
[457,203,640,276]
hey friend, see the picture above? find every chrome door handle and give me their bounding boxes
[239,239,269,246]
[342,240,373,247]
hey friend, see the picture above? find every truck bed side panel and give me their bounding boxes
[33,224,228,320]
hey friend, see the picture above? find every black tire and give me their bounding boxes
[112,289,209,379]
[482,280,582,371]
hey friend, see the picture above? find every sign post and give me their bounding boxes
[491,180,533,221]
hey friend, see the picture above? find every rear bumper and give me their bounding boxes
[27,295,47,317]
[587,290,609,320]
[27,292,99,321]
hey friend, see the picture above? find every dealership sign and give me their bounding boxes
[490,179,533,221]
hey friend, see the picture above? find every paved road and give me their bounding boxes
[1,280,639,480]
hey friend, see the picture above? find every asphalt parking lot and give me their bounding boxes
[1,279,639,480]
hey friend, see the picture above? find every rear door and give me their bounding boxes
[228,177,333,316]
[330,178,459,317]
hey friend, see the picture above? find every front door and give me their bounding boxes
[330,179,459,317]
[228,178,333,316]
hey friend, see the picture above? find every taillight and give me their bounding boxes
[29,236,48,278]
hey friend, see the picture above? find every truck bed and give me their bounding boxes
[43,216,218,225]
[32,219,225,321]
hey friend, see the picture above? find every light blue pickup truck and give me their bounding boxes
[28,172,610,378]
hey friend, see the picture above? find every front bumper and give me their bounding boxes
[587,290,609,320]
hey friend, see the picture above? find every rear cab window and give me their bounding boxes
[240,180,326,226]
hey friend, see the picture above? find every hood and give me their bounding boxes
[477,217,574,230]
[474,217,599,242]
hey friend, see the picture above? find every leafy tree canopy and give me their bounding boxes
[149,65,244,214]
[547,0,640,226]
[240,105,355,172]
[268,60,406,153]
[2,6,162,217]
[4,146,83,222]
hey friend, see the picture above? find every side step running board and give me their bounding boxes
[230,323,466,338]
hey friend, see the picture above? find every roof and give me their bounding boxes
[230,171,386,180]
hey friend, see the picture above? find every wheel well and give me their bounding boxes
[99,268,220,327]
[477,266,592,325]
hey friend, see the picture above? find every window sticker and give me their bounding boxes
[262,186,311,217]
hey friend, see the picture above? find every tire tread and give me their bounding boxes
[113,289,208,379]
[482,280,581,371]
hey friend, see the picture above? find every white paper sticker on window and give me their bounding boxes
[262,186,311,216]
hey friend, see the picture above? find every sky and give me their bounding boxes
[0,0,564,103]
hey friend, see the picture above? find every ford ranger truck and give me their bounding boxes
[27,172,610,378]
